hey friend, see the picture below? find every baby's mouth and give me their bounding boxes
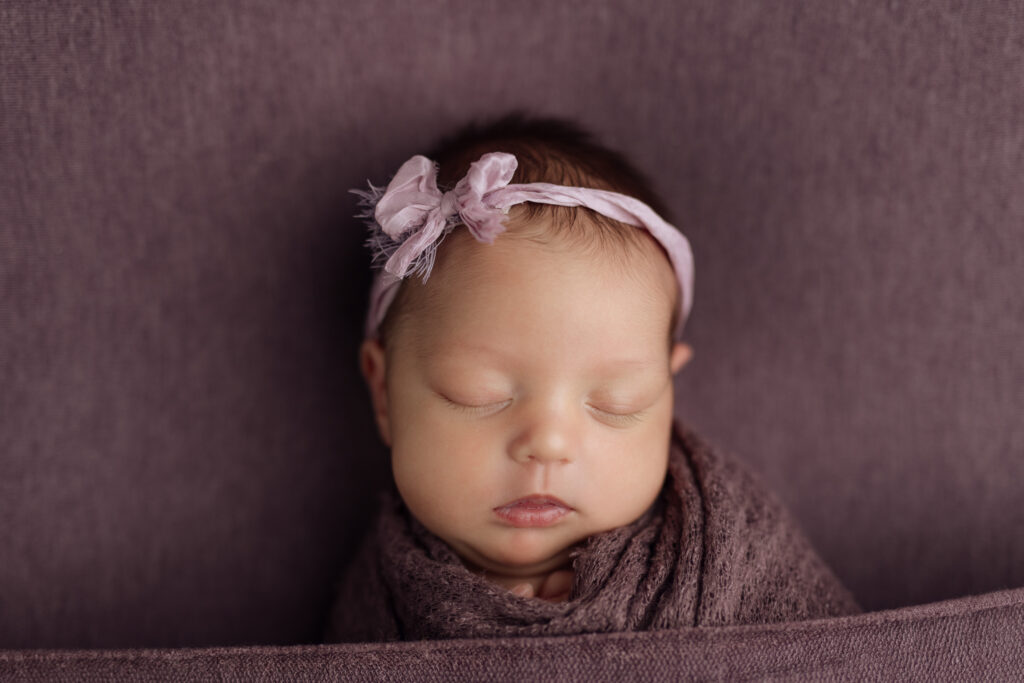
[493,495,572,528]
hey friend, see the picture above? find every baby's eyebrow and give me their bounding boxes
[416,342,498,359]
[418,342,663,373]
[415,342,510,365]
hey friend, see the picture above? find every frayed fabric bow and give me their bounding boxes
[370,152,518,279]
[354,152,694,340]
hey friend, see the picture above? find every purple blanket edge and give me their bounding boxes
[3,586,1023,681]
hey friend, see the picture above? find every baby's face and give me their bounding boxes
[362,222,690,581]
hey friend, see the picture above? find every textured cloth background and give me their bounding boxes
[2,0,1023,649]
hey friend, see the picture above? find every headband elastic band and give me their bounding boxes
[355,152,694,340]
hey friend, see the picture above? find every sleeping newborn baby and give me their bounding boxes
[324,115,860,642]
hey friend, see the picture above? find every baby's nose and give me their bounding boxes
[507,409,577,465]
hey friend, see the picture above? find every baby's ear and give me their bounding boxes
[359,338,392,446]
[670,342,693,375]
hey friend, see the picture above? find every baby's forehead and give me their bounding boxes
[436,219,679,307]
[442,212,672,274]
[393,219,677,340]
[375,208,683,352]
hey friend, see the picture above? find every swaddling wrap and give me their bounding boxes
[324,421,860,642]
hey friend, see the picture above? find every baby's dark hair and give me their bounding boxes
[428,113,672,222]
[378,113,679,345]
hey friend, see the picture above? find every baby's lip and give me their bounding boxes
[493,495,573,528]
[495,494,572,511]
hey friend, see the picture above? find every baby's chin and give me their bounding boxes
[457,531,581,578]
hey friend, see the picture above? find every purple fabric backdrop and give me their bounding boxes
[2,0,1023,649]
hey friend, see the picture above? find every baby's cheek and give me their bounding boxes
[391,415,498,511]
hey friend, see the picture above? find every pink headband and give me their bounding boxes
[357,152,694,340]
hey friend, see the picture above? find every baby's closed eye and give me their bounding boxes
[586,403,647,426]
[435,391,512,416]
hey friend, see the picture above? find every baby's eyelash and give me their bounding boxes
[588,405,645,426]
[439,394,511,415]
[438,393,644,425]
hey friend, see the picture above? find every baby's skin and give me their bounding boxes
[361,213,692,600]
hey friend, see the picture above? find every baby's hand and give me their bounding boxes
[538,569,573,602]
[510,569,574,602]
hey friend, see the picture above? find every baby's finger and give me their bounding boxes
[511,583,534,598]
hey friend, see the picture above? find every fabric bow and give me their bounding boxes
[373,152,519,277]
